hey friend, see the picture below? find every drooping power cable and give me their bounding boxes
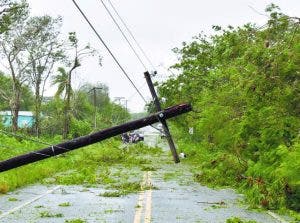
[99,0,148,71]
[71,0,147,103]
[105,0,156,71]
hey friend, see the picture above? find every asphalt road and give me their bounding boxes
[0,127,286,223]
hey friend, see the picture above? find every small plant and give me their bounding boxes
[0,183,9,194]
[226,217,257,223]
[8,197,18,201]
[39,211,63,218]
[141,165,157,171]
[104,209,123,214]
[135,204,141,208]
[100,191,124,197]
[65,219,86,223]
[59,202,71,207]
[34,205,44,208]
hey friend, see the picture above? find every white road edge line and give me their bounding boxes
[0,185,61,219]
[267,211,289,223]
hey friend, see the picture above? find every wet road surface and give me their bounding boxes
[0,127,286,223]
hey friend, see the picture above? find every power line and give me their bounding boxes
[99,0,148,71]
[105,0,156,71]
[0,129,72,159]
[0,130,65,149]
[128,81,147,101]
[71,0,147,103]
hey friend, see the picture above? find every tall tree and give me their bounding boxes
[52,32,97,139]
[158,5,300,210]
[24,15,64,137]
[0,3,29,132]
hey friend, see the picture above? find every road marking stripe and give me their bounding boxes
[0,185,61,220]
[133,191,145,223]
[133,171,153,223]
[133,172,147,223]
[267,211,288,223]
[144,172,152,223]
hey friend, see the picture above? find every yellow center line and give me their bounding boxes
[133,172,147,223]
[133,171,153,223]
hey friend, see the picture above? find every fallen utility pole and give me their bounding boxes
[0,103,191,173]
[144,71,180,163]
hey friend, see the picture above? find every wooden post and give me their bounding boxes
[0,103,191,173]
[144,71,180,163]
[89,87,102,130]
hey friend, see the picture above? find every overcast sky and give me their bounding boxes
[26,0,299,112]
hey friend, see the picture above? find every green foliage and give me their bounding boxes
[0,133,162,192]
[39,211,63,218]
[0,72,34,111]
[70,118,92,138]
[226,217,257,223]
[0,0,28,34]
[65,219,86,223]
[58,202,71,207]
[159,5,300,212]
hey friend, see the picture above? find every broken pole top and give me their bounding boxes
[0,103,192,173]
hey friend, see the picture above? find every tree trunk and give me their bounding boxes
[63,71,72,139]
[10,90,20,132]
[34,87,41,137]
[34,75,42,137]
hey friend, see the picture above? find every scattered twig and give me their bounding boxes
[197,201,226,205]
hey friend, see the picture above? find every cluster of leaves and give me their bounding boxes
[159,5,300,212]
[0,0,27,34]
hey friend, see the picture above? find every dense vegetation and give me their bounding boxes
[158,4,299,213]
[0,1,299,220]
[0,0,131,191]
[0,0,130,138]
[0,132,161,193]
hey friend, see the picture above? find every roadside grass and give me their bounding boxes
[177,140,300,221]
[163,172,177,181]
[0,134,162,193]
[141,165,158,171]
[226,217,257,223]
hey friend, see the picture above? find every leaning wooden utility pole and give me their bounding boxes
[144,71,180,163]
[0,103,191,173]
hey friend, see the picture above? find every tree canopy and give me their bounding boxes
[158,4,300,211]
